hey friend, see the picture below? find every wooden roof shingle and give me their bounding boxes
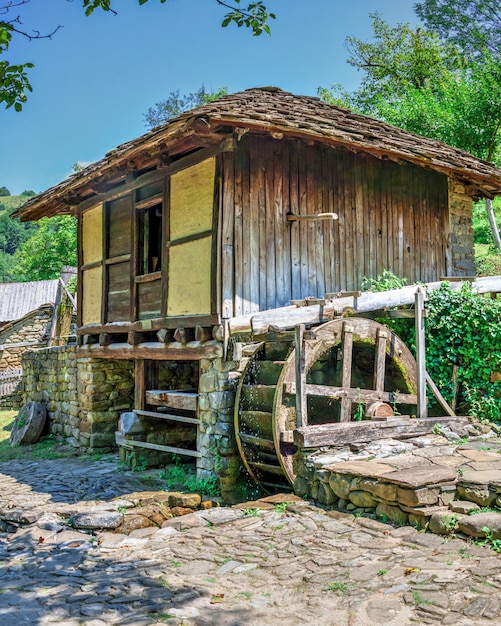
[14,87,501,221]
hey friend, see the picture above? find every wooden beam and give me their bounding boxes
[415,287,427,419]
[295,324,307,428]
[284,382,417,406]
[77,340,223,360]
[115,432,201,458]
[340,323,354,421]
[294,416,469,448]
[134,409,200,425]
[145,390,198,411]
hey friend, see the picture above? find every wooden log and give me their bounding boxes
[195,325,212,342]
[156,328,173,343]
[145,390,198,411]
[99,333,114,346]
[294,416,469,448]
[173,327,194,344]
[284,382,417,406]
[77,340,223,360]
[228,276,501,336]
[115,432,201,458]
[128,331,152,346]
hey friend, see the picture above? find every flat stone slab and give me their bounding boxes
[323,460,396,478]
[378,466,457,488]
[459,469,501,486]
[457,449,501,462]
[429,455,465,468]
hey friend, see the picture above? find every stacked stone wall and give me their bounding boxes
[448,179,476,276]
[198,357,242,502]
[21,347,134,451]
[0,308,52,371]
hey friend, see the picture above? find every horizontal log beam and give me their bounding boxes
[228,276,501,336]
[77,340,223,360]
[284,382,417,406]
[294,416,469,448]
[115,432,201,458]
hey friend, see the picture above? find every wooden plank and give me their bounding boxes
[249,138,261,313]
[135,271,162,284]
[134,409,200,425]
[248,461,284,476]
[277,138,289,307]
[289,140,301,300]
[373,328,387,391]
[77,341,223,360]
[294,416,469,448]
[145,390,198,411]
[284,382,417,406]
[415,287,427,419]
[340,323,354,421]
[238,433,275,450]
[233,142,244,316]
[262,137,274,310]
[221,151,235,318]
[135,359,146,411]
[425,371,456,417]
[115,432,201,458]
[298,141,309,297]
[295,324,307,428]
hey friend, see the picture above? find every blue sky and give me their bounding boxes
[1,0,420,196]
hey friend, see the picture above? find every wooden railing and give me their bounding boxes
[0,368,22,397]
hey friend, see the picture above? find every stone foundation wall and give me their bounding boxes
[198,357,242,502]
[21,347,134,451]
[448,179,476,276]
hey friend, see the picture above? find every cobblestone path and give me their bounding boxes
[1,457,500,626]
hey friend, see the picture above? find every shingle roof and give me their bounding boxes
[0,280,59,323]
[14,87,501,221]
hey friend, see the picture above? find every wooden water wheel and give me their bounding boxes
[234,318,418,490]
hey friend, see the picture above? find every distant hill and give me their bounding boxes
[0,194,33,215]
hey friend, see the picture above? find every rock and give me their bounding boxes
[116,514,156,534]
[328,473,353,499]
[168,493,202,509]
[348,490,378,508]
[71,511,123,530]
[458,512,501,539]
[397,487,439,507]
[375,502,408,525]
[456,483,497,507]
[428,510,463,535]
[448,500,480,514]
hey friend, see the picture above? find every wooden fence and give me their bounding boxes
[0,368,22,397]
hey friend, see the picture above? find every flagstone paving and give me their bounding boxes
[1,456,501,626]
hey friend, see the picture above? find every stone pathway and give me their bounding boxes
[1,457,501,626]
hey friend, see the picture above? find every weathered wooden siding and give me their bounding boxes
[106,196,132,323]
[221,136,449,318]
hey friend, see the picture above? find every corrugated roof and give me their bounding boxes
[14,87,501,221]
[0,280,59,323]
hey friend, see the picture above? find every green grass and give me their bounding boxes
[0,410,68,462]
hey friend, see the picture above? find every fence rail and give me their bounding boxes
[0,368,22,397]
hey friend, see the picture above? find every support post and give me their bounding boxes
[415,287,427,419]
[295,324,307,427]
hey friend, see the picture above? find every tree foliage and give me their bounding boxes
[144,86,228,129]
[12,215,77,281]
[415,0,501,57]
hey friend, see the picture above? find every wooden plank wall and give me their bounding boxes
[221,135,449,318]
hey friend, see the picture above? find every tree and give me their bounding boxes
[415,0,501,57]
[1,1,274,111]
[319,13,501,251]
[13,215,77,280]
[0,185,10,196]
[144,86,228,129]
[320,13,460,117]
